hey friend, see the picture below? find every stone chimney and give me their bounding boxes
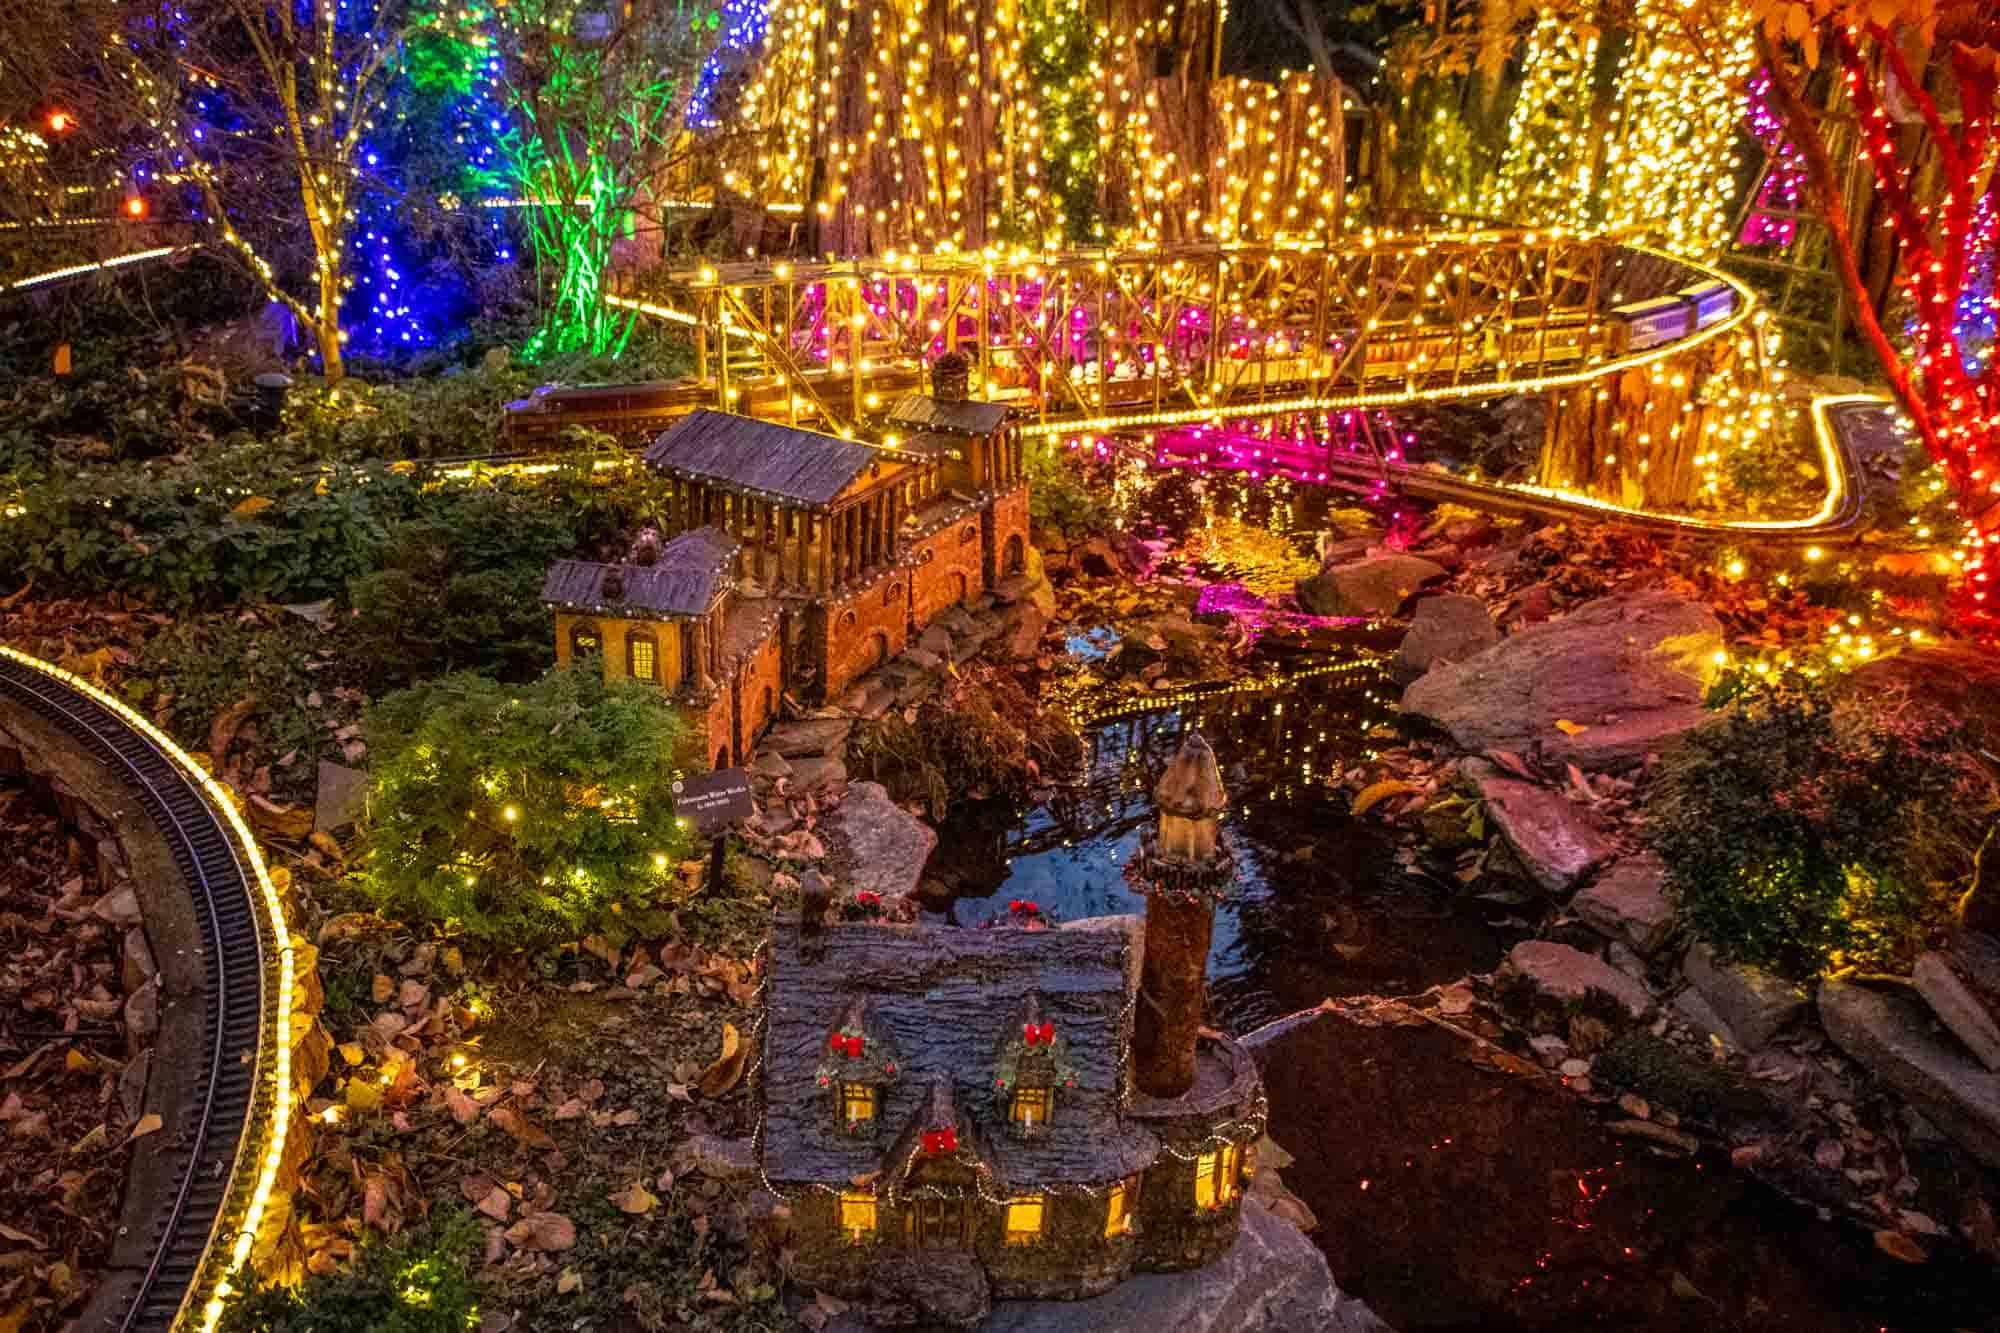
[931,350,970,403]
[1132,729,1233,1098]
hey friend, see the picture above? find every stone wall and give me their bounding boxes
[723,625,788,766]
[910,519,985,626]
[985,484,1033,588]
[823,574,913,700]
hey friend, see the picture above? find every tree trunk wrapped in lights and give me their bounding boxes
[1126,729,1235,1099]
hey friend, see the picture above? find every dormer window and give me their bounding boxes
[1009,1084,1050,1129]
[815,997,900,1135]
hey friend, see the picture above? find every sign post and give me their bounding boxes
[671,769,755,892]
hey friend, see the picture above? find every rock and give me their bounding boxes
[1392,594,1499,684]
[118,1049,151,1121]
[125,978,161,1045]
[858,1249,990,1327]
[92,884,142,928]
[751,749,794,780]
[1820,980,2000,1169]
[1404,591,1724,772]
[1472,773,1616,895]
[1914,950,2000,1073]
[314,761,370,834]
[901,646,944,672]
[748,807,797,838]
[822,782,937,900]
[1502,940,1653,1021]
[998,602,1050,659]
[122,927,156,994]
[919,624,955,658]
[789,755,848,793]
[1572,854,1676,955]
[1672,985,1742,1048]
[969,1198,1390,1333]
[762,716,853,758]
[682,1132,756,1180]
[1528,1034,1570,1067]
[1682,940,1807,1051]
[1073,535,1124,579]
[1295,554,1445,618]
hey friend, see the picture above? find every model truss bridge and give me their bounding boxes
[592,227,1782,516]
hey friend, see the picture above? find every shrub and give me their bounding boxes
[356,667,702,942]
[1648,671,1996,980]
[1025,438,1117,538]
[847,667,1080,817]
[216,1211,480,1333]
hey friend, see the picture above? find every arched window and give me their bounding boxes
[626,628,659,683]
[883,582,900,607]
[570,622,602,659]
[959,523,977,545]
[841,609,857,627]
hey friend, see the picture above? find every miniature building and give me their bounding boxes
[543,359,1030,764]
[759,731,1263,1311]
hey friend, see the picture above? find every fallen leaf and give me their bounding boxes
[557,1269,582,1294]
[230,495,276,518]
[611,1180,659,1214]
[1350,779,1419,817]
[0,1222,43,1247]
[65,1049,94,1073]
[1874,1230,1927,1264]
[444,1087,481,1125]
[505,1212,576,1252]
[475,1186,512,1221]
[338,1043,364,1066]
[371,974,395,1004]
[489,1106,555,1149]
[697,1022,747,1099]
[128,1113,163,1140]
[1553,718,1588,736]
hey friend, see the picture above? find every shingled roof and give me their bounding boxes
[762,917,1157,1190]
[886,393,1010,438]
[644,409,883,507]
[540,526,739,619]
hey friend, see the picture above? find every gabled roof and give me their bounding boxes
[886,393,1010,438]
[541,526,739,619]
[644,409,883,507]
[762,917,1157,1189]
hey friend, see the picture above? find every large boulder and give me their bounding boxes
[1392,593,1499,684]
[1681,940,1807,1051]
[974,1198,1390,1333]
[822,781,937,900]
[1571,854,1676,956]
[1403,591,1723,772]
[1913,934,2000,1072]
[1820,979,2000,1169]
[1296,555,1445,618]
[1472,770,1616,896]
[762,716,854,758]
[1501,940,1653,1021]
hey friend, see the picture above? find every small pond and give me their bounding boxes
[924,643,1515,1031]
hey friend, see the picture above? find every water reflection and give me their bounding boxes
[926,647,1511,1030]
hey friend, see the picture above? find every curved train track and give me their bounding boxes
[0,647,295,1333]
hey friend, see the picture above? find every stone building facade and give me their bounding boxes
[542,369,1029,765]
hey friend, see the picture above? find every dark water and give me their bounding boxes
[924,644,1514,1031]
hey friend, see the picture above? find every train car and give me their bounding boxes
[1675,280,1737,329]
[1610,296,1694,353]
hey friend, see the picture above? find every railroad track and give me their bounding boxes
[0,647,296,1333]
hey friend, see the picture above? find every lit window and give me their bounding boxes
[842,1082,876,1125]
[1010,1085,1050,1129]
[839,1191,877,1241]
[1195,1143,1242,1210]
[627,633,657,682]
[1004,1193,1045,1245]
[570,624,601,658]
[1104,1179,1135,1237]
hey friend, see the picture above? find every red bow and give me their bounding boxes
[1022,1022,1055,1046]
[828,1032,864,1057]
[922,1128,959,1154]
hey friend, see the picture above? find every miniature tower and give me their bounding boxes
[1131,729,1234,1097]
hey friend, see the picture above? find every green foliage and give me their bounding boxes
[1648,672,1995,980]
[1025,439,1116,538]
[216,1212,481,1333]
[357,667,701,943]
[137,613,341,774]
[848,669,1079,818]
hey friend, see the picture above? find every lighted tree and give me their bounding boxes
[66,0,412,383]
[1706,1,1997,624]
[491,0,705,359]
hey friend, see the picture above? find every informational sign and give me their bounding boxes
[672,769,754,835]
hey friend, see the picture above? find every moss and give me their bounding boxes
[1593,1033,1775,1125]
